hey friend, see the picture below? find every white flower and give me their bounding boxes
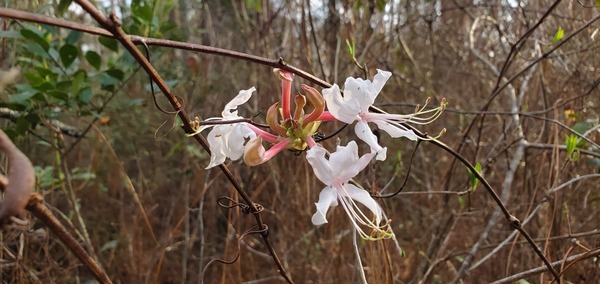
[323,70,426,161]
[306,141,391,240]
[202,87,257,169]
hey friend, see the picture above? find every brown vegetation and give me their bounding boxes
[0,0,599,283]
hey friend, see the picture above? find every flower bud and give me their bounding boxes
[243,136,266,166]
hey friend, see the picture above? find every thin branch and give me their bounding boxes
[26,193,112,284]
[490,248,600,284]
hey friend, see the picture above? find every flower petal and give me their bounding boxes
[227,123,256,160]
[322,84,360,124]
[306,145,334,185]
[206,125,229,169]
[342,70,391,111]
[329,141,374,182]
[341,183,382,225]
[354,120,387,161]
[222,87,256,118]
[311,186,338,225]
[373,120,418,141]
[205,123,256,169]
[371,69,392,96]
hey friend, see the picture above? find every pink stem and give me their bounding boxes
[262,138,291,162]
[304,135,317,148]
[317,111,337,121]
[247,124,279,143]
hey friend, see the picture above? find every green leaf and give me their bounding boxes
[78,87,93,103]
[9,85,39,105]
[106,68,124,80]
[552,27,564,44]
[55,80,72,91]
[85,51,102,70]
[47,90,69,102]
[57,0,74,17]
[23,42,50,59]
[98,36,119,52]
[132,0,154,23]
[467,163,482,191]
[0,30,22,39]
[64,30,83,44]
[565,134,580,162]
[59,44,78,67]
[23,71,46,86]
[71,70,86,96]
[20,28,50,51]
[346,38,355,57]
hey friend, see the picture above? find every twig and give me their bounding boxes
[490,248,600,284]
[26,193,112,284]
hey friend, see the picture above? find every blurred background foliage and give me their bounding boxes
[0,0,599,283]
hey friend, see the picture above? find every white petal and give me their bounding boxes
[343,70,391,110]
[311,186,338,225]
[328,141,359,174]
[227,123,257,160]
[371,69,392,96]
[322,84,361,124]
[373,120,418,141]
[206,125,229,169]
[222,87,256,118]
[343,77,377,108]
[354,120,387,161]
[306,146,334,185]
[329,141,375,182]
[342,183,382,225]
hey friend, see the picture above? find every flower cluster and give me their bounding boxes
[190,69,445,240]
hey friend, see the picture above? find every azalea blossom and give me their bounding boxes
[243,69,324,166]
[322,69,445,161]
[191,87,258,169]
[306,141,392,240]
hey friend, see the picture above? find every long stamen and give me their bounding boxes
[335,185,392,240]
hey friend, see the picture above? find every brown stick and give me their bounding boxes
[0,129,34,221]
[26,193,112,284]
